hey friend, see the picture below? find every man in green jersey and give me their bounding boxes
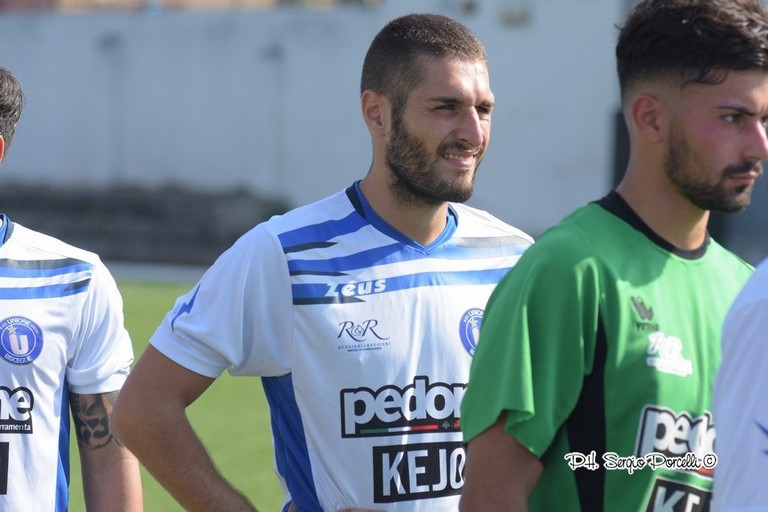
[460,1,768,511]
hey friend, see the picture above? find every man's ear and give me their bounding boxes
[629,93,668,144]
[361,89,391,135]
[0,135,5,165]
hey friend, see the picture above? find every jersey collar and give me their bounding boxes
[596,190,709,260]
[347,180,458,252]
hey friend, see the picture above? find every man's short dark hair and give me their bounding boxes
[616,0,768,100]
[0,67,23,149]
[360,13,487,117]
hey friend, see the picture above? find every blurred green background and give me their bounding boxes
[67,279,284,511]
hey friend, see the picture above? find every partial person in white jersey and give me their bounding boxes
[111,12,533,512]
[0,67,143,511]
[713,255,768,512]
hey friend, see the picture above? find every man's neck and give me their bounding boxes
[616,178,710,251]
[358,174,450,247]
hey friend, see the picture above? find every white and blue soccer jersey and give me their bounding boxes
[713,256,768,512]
[0,216,133,512]
[151,183,533,511]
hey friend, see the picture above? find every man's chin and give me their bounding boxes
[444,186,474,203]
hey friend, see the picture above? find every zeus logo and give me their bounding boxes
[0,386,34,433]
[325,279,387,298]
[340,376,464,437]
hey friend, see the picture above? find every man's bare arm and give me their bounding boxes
[70,391,143,512]
[111,345,257,512]
[460,417,543,512]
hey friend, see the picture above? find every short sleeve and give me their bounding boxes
[461,231,601,457]
[67,259,134,395]
[150,223,294,378]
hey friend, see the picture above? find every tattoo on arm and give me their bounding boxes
[70,391,123,450]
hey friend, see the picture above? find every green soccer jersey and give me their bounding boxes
[462,192,754,512]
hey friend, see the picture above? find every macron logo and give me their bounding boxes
[171,285,201,331]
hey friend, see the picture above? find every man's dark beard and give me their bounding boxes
[385,116,478,207]
[665,128,762,213]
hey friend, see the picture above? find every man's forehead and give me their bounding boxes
[680,70,768,108]
[410,58,492,99]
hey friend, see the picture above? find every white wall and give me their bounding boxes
[0,0,623,236]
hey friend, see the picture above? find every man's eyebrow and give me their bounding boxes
[716,104,757,116]
[426,96,496,108]
[427,96,462,104]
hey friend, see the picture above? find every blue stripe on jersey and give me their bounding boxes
[279,212,368,252]
[56,381,70,512]
[0,215,8,246]
[0,258,92,278]
[292,267,512,305]
[0,279,91,300]
[280,183,528,277]
[287,240,527,276]
[261,374,323,512]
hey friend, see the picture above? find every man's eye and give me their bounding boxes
[724,114,742,123]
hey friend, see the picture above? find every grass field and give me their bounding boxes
[66,279,285,511]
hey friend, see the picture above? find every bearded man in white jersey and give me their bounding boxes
[112,13,533,512]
